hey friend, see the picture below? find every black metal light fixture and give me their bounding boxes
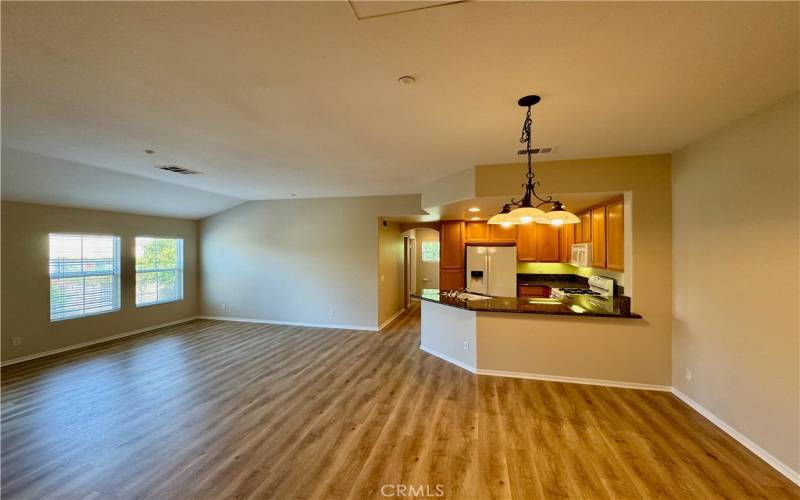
[487,95,579,227]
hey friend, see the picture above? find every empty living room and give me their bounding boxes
[1,1,798,499]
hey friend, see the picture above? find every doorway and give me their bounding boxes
[402,228,440,307]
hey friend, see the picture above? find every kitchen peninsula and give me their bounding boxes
[412,288,659,388]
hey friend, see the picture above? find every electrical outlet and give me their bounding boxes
[463,341,470,351]
[380,275,385,283]
[221,303,226,312]
[329,309,335,318]
[12,337,21,346]
[685,368,693,381]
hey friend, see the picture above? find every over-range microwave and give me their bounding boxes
[570,243,592,267]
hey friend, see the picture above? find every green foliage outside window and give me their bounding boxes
[421,241,440,262]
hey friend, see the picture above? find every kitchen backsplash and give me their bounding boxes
[516,262,625,286]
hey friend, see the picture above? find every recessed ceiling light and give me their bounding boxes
[144,149,155,154]
[468,207,480,212]
[398,75,416,85]
[470,217,481,221]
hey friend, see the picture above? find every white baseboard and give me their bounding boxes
[379,308,406,330]
[1,316,200,367]
[420,345,477,373]
[475,368,672,392]
[199,315,378,331]
[671,387,800,486]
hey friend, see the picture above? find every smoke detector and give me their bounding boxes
[398,75,416,85]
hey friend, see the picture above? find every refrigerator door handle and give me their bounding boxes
[486,254,492,296]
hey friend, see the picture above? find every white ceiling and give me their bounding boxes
[1,148,244,219]
[2,1,798,217]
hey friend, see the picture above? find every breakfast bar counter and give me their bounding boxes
[413,289,640,319]
[412,288,664,388]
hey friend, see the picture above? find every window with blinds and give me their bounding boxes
[49,233,121,321]
[135,237,184,307]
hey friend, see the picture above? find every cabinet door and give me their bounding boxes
[489,223,517,242]
[606,199,624,270]
[516,222,537,261]
[440,268,465,290]
[559,224,574,263]
[518,285,551,298]
[591,207,606,268]
[440,221,465,269]
[581,212,592,243]
[465,221,488,242]
[536,223,560,262]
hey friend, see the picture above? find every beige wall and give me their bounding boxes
[672,93,799,473]
[467,154,673,385]
[378,220,404,326]
[199,195,421,330]
[1,201,199,362]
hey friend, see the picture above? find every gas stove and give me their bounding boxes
[551,276,615,299]
[555,288,601,296]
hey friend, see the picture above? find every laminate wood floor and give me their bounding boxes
[2,303,798,499]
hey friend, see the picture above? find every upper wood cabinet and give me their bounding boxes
[516,223,537,261]
[535,223,560,262]
[580,212,592,243]
[440,221,465,269]
[488,223,517,243]
[465,221,489,242]
[559,224,574,263]
[591,206,606,268]
[606,199,624,270]
[516,222,559,262]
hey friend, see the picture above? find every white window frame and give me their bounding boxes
[49,233,121,322]
[135,236,184,307]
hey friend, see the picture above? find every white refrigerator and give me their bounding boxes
[466,246,517,297]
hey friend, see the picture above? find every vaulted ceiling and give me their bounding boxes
[2,1,797,218]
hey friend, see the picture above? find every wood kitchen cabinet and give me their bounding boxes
[516,222,559,262]
[516,222,537,261]
[440,268,465,290]
[579,211,592,243]
[559,224,574,263]
[518,284,551,298]
[606,198,624,270]
[440,221,465,290]
[465,221,489,242]
[465,221,515,244]
[488,223,517,243]
[536,223,560,262]
[591,206,606,268]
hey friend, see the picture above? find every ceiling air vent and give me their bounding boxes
[517,146,557,155]
[155,165,202,175]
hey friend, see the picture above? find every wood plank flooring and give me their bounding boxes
[2,303,798,499]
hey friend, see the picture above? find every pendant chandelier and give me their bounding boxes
[487,95,579,227]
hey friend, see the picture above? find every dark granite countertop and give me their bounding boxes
[413,289,641,319]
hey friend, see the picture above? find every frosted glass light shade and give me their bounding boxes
[487,212,514,225]
[541,209,580,225]
[507,206,547,224]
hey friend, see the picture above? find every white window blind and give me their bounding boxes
[49,233,121,321]
[135,237,184,307]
